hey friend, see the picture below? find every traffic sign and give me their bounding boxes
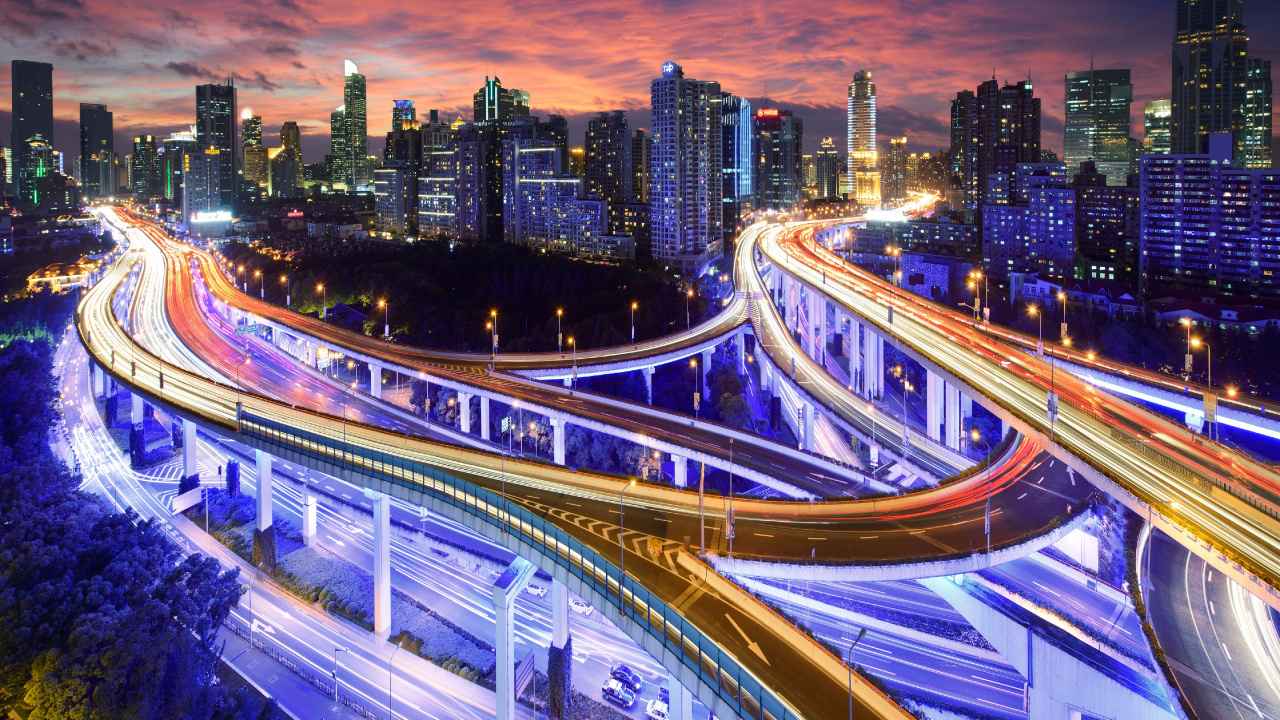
[234,324,262,335]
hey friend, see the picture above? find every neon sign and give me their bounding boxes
[191,210,231,223]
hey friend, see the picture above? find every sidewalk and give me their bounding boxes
[220,628,366,720]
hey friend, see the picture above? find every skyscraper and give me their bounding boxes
[12,60,54,207]
[242,113,267,190]
[195,80,237,208]
[631,130,651,204]
[1144,100,1173,154]
[585,111,633,206]
[79,103,114,200]
[961,79,1042,209]
[650,62,722,274]
[752,107,803,211]
[1063,68,1133,183]
[882,137,909,202]
[1170,0,1272,168]
[392,100,416,131]
[242,113,262,148]
[847,69,880,206]
[721,94,753,242]
[474,77,516,124]
[131,135,159,199]
[815,137,840,199]
[339,60,368,188]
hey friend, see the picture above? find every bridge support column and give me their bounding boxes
[182,419,198,480]
[302,489,317,547]
[255,450,272,532]
[642,367,654,405]
[369,362,382,399]
[736,328,748,375]
[551,579,569,648]
[672,454,688,488]
[131,393,144,425]
[493,558,535,720]
[701,347,713,388]
[806,289,819,360]
[480,397,490,441]
[926,371,943,443]
[866,331,884,399]
[550,418,566,465]
[803,402,815,452]
[93,363,104,397]
[365,489,391,639]
[304,343,315,368]
[459,392,472,433]
[668,681,693,720]
[945,382,962,451]
[820,298,830,361]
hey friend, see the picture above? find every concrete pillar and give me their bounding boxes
[926,370,944,443]
[304,343,316,368]
[459,391,473,433]
[866,332,884,399]
[551,579,569,648]
[182,419,198,479]
[803,402,815,452]
[93,363,104,397]
[642,367,654,405]
[736,328,748,375]
[302,489,317,547]
[254,449,272,532]
[366,489,391,639]
[701,347,713,388]
[673,454,688,488]
[493,558,536,720]
[131,392,144,425]
[550,418,566,465]
[945,382,962,450]
[962,395,974,421]
[668,682,694,720]
[369,362,382,399]
[806,289,819,360]
[820,298,830,361]
[480,397,490,441]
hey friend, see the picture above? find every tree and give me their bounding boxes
[226,459,241,497]
[547,636,573,719]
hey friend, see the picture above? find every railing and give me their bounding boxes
[239,411,804,720]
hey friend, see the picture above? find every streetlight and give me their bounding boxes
[281,275,289,307]
[631,302,638,346]
[248,560,265,646]
[1191,338,1214,440]
[972,429,992,554]
[238,265,245,292]
[885,246,901,286]
[1057,291,1068,341]
[1028,304,1043,359]
[389,639,404,720]
[317,284,326,322]
[255,269,263,299]
[235,355,251,406]
[620,479,636,610]
[1180,317,1193,375]
[333,646,350,703]
[490,310,498,368]
[690,357,701,419]
[969,270,988,323]
[848,627,869,720]
[556,309,563,354]
[378,299,389,339]
[686,288,694,331]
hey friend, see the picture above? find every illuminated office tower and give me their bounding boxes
[12,60,53,206]
[815,137,840,199]
[631,130,651,204]
[195,80,237,207]
[752,106,803,211]
[963,78,1041,208]
[721,94,753,240]
[847,68,880,205]
[585,110,633,205]
[182,147,223,222]
[1144,100,1172,154]
[1064,68,1133,183]
[131,135,160,199]
[650,62,722,274]
[79,103,114,200]
[330,105,348,188]
[882,136,909,202]
[242,113,267,189]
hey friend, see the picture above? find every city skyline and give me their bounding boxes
[3,0,1277,165]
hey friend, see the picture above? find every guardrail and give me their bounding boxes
[238,410,814,720]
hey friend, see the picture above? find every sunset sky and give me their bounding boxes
[3,0,1277,165]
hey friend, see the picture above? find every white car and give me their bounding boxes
[645,700,669,720]
[569,598,593,616]
[525,584,547,598]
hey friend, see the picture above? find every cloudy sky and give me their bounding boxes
[2,0,1277,164]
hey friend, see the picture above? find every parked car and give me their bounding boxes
[524,584,547,598]
[601,679,635,709]
[610,663,643,692]
[645,699,670,720]
[569,597,593,616]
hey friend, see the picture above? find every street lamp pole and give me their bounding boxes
[317,284,326,322]
[490,310,498,369]
[557,309,563,354]
[1192,338,1214,439]
[569,337,577,388]
[389,640,403,720]
[379,300,389,339]
[256,270,263,299]
[631,302,638,346]
[281,275,289,307]
[333,646,350,702]
[686,288,693,331]
[848,628,869,720]
[1180,317,1193,375]
[690,357,700,419]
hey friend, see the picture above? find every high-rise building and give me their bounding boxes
[585,111,633,207]
[12,60,54,207]
[982,161,1075,281]
[651,62,722,274]
[631,130,651,204]
[847,69,880,206]
[79,103,114,200]
[267,146,301,198]
[159,128,197,202]
[1144,100,1172,154]
[882,137,909,203]
[329,105,346,187]
[241,113,267,190]
[242,113,262,148]
[374,166,412,237]
[195,80,237,208]
[474,77,516,124]
[815,137,840,199]
[1170,0,1272,169]
[801,155,815,190]
[16,135,54,210]
[752,107,803,211]
[721,93,753,241]
[182,147,223,223]
[1063,68,1133,183]
[1074,161,1140,285]
[279,121,303,186]
[328,61,368,189]
[417,110,456,239]
[1140,133,1280,297]
[392,100,416,130]
[131,135,160,199]
[958,79,1041,209]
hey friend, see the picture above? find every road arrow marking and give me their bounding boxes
[251,619,276,635]
[326,535,346,547]
[1066,467,1076,485]
[724,613,769,665]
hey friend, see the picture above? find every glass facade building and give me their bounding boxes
[1063,68,1133,184]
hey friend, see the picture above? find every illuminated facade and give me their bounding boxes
[182,148,222,223]
[847,69,880,206]
[330,60,369,189]
[195,80,237,208]
[983,162,1074,281]
[650,61,722,274]
[1064,68,1133,183]
[721,94,753,240]
[585,110,633,208]
[959,79,1041,209]
[79,103,113,200]
[11,60,53,207]
[1144,100,1172,154]
[752,107,803,210]
[131,135,159,199]
[815,137,839,199]
[882,137,908,203]
[374,166,412,237]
